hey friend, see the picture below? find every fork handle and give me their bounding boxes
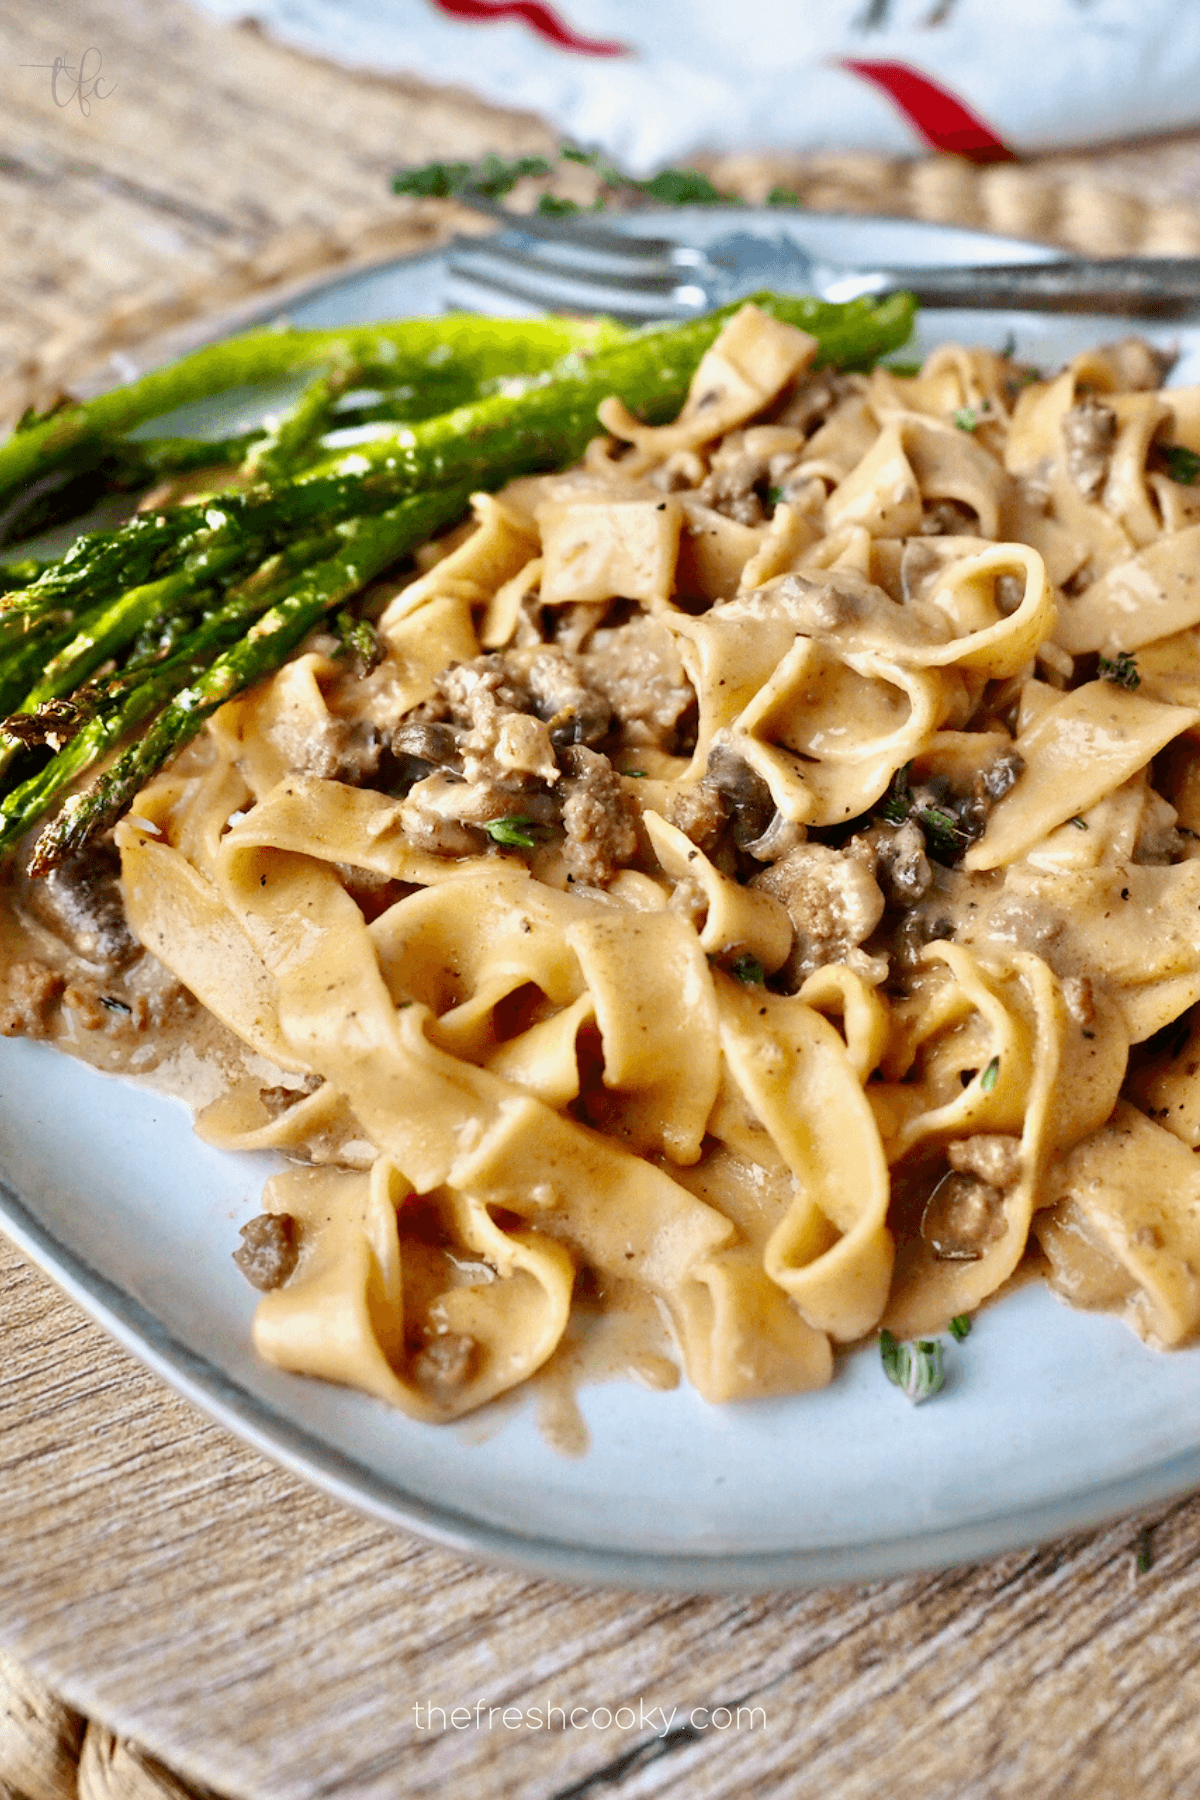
[885,257,1200,315]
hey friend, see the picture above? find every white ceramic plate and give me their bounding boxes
[5,210,1200,1592]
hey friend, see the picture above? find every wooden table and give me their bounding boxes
[8,4,1200,1795]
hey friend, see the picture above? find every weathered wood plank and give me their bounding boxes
[5,1230,1200,1800]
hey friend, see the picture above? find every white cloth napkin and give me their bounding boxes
[193,0,1200,172]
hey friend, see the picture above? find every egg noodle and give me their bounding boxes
[110,304,1200,1420]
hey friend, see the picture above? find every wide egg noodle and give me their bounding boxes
[251,1159,575,1422]
[714,973,893,1341]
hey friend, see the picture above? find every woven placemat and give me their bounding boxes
[6,0,1200,429]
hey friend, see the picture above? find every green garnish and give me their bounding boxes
[483,816,539,848]
[979,1056,1000,1093]
[393,147,736,217]
[1070,815,1089,829]
[1097,650,1140,689]
[880,1330,946,1404]
[638,168,726,206]
[885,359,923,378]
[1162,444,1200,486]
[623,769,648,778]
[879,762,913,827]
[948,1314,972,1341]
[766,485,786,507]
[731,954,766,985]
[916,805,966,858]
[1135,1525,1155,1575]
[766,185,804,208]
[392,154,552,201]
[954,406,978,433]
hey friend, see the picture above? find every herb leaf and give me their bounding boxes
[879,762,913,827]
[1162,444,1200,486]
[1097,649,1140,690]
[954,406,978,433]
[731,953,766,985]
[483,815,539,848]
[948,1314,972,1341]
[979,1055,1000,1093]
[766,185,804,208]
[880,1330,946,1404]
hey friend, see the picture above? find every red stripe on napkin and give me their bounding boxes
[428,0,629,55]
[840,59,1014,163]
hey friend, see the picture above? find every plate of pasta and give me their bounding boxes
[4,210,1200,1590]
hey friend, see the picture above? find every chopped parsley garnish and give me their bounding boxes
[1070,815,1090,830]
[948,1314,972,1341]
[639,168,725,206]
[766,185,804,207]
[1097,649,1140,690]
[731,954,766,985]
[879,762,914,827]
[979,1055,1000,1093]
[483,816,539,848]
[392,153,553,201]
[885,359,923,378]
[623,768,648,778]
[1162,444,1200,486]
[915,805,967,858]
[1000,331,1017,360]
[766,485,787,507]
[880,1330,945,1404]
[537,193,582,216]
[1135,1524,1154,1576]
[954,406,978,433]
[392,146,736,216]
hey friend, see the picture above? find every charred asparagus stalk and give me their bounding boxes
[28,483,472,869]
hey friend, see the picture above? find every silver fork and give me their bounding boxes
[443,208,1200,322]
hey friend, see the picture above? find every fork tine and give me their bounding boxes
[443,241,706,322]
[450,236,692,299]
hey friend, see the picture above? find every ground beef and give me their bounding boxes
[698,454,766,526]
[516,646,612,750]
[751,844,885,985]
[560,746,639,886]
[580,616,695,751]
[259,1075,324,1119]
[664,783,729,856]
[61,981,148,1034]
[413,1331,478,1397]
[773,369,858,436]
[1062,398,1118,501]
[947,1134,1023,1190]
[0,959,64,1038]
[847,821,933,907]
[920,1169,1007,1262]
[233,1213,300,1291]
